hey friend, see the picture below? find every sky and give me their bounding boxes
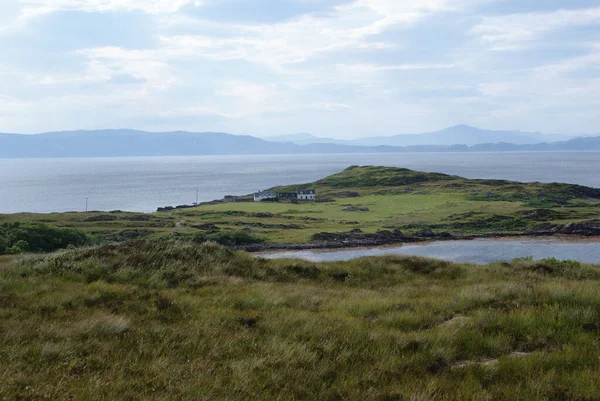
[0,0,599,138]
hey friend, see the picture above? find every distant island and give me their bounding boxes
[1,125,599,158]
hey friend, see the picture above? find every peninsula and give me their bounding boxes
[2,166,600,253]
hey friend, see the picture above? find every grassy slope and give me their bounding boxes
[3,242,600,400]
[1,166,599,244]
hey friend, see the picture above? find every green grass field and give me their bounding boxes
[2,166,598,246]
[3,241,600,400]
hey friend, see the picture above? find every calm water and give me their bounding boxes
[0,152,599,213]
[260,238,600,264]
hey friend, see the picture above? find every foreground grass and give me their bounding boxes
[3,241,600,400]
[2,166,599,245]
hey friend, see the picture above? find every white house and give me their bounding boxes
[253,190,277,202]
[297,189,316,201]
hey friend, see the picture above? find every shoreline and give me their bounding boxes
[239,232,600,253]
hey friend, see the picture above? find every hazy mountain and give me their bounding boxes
[0,128,598,159]
[262,125,574,147]
[0,129,299,158]
[266,133,351,145]
[349,125,573,146]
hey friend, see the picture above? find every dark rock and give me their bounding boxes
[414,228,436,238]
[252,212,274,218]
[527,223,560,234]
[414,228,452,239]
[583,323,600,332]
[342,206,370,212]
[315,197,335,203]
[237,317,259,328]
[126,214,152,221]
[110,229,153,242]
[192,223,221,232]
[520,209,566,220]
[403,340,421,352]
[426,357,447,375]
[234,222,302,230]
[558,220,600,236]
[84,215,117,222]
[338,191,360,198]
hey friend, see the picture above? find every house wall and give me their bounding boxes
[254,194,276,202]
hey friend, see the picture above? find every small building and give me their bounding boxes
[253,191,277,202]
[297,189,316,201]
[278,192,298,201]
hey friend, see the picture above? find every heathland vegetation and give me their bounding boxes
[3,241,600,399]
[2,166,600,399]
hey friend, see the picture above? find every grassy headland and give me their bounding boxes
[2,166,599,250]
[3,241,600,399]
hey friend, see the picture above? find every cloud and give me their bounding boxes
[0,94,31,117]
[17,0,204,17]
[471,7,600,51]
[76,47,176,89]
[0,0,206,36]
[313,102,352,112]
[108,73,147,85]
[341,63,458,73]
[3,0,600,136]
[158,106,244,119]
[535,50,600,78]
[149,0,479,70]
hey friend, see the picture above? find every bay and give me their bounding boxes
[0,151,599,214]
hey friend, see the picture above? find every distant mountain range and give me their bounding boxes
[0,126,598,158]
[267,125,573,146]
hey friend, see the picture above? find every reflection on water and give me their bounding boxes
[259,238,600,264]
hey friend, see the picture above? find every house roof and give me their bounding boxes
[297,189,316,195]
[254,191,276,197]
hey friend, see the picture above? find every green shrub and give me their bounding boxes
[208,230,265,246]
[0,222,91,255]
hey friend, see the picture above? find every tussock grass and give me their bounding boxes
[3,241,600,399]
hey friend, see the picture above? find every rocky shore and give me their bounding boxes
[238,220,600,252]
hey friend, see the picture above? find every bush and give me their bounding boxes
[208,231,265,246]
[0,222,91,255]
[513,256,600,280]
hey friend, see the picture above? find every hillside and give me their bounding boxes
[3,240,600,399]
